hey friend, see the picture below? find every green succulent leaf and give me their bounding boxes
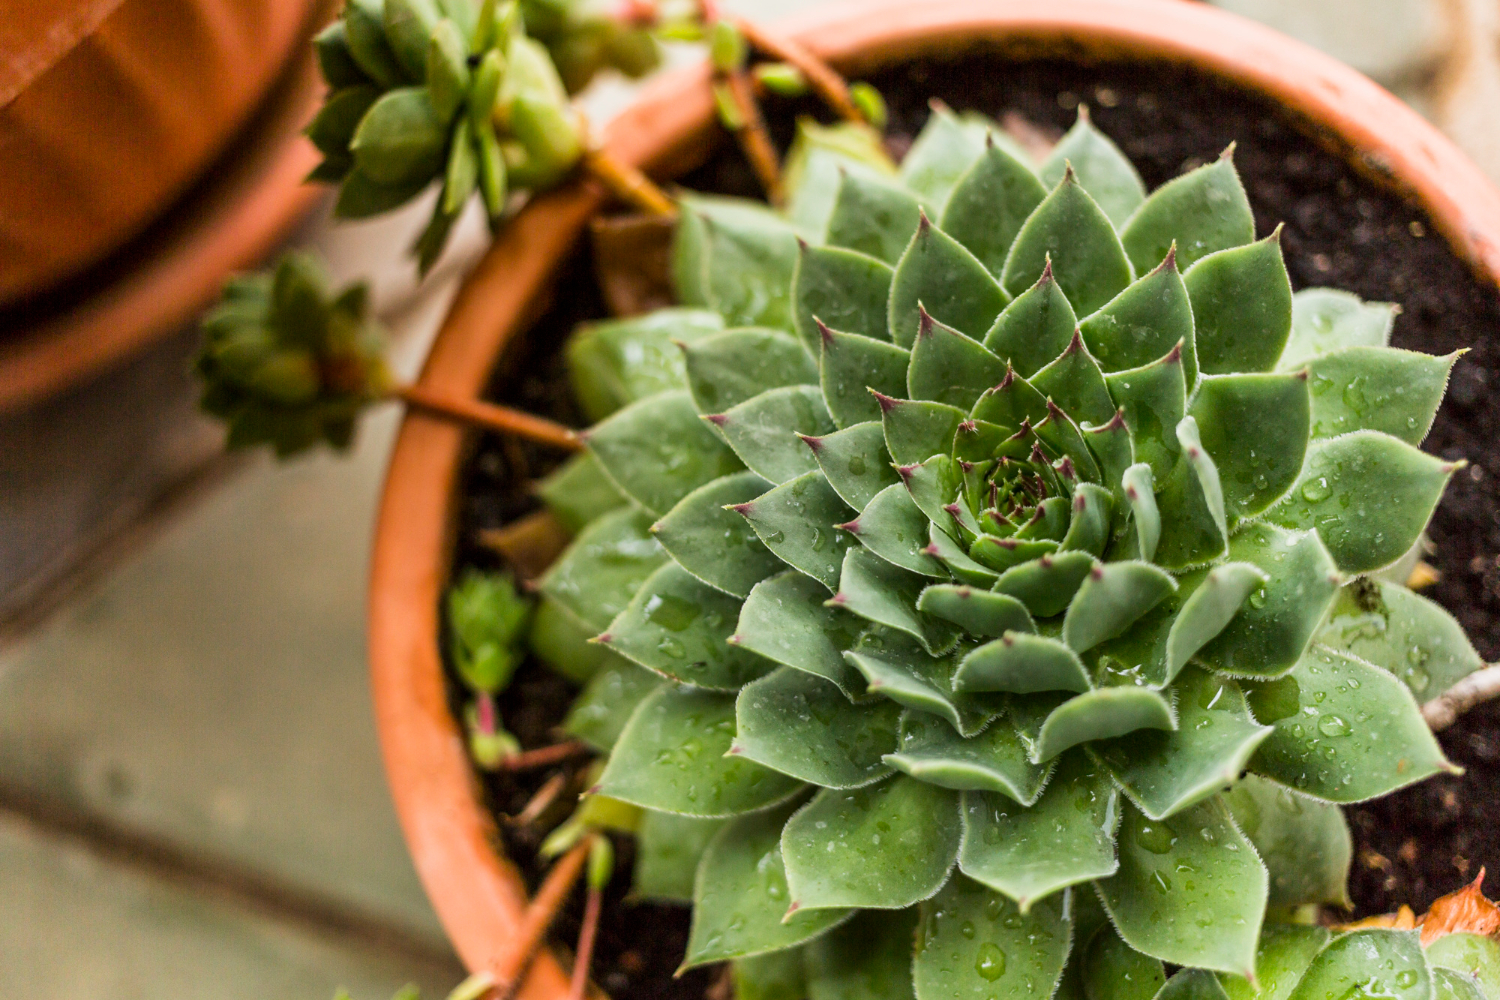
[820,327,911,428]
[1064,562,1177,654]
[984,264,1080,378]
[1062,484,1116,558]
[1081,250,1197,383]
[1184,233,1293,375]
[1221,774,1352,909]
[806,421,902,510]
[828,167,930,265]
[333,165,431,218]
[1195,524,1339,679]
[1218,923,1330,1000]
[734,667,901,789]
[599,685,804,817]
[735,949,810,1000]
[783,776,961,912]
[1316,578,1483,700]
[886,710,1051,801]
[1042,108,1147,227]
[1104,347,1187,482]
[1153,416,1230,569]
[1160,969,1236,1000]
[1095,669,1271,820]
[1003,167,1135,317]
[586,389,744,516]
[713,385,836,485]
[1305,346,1458,445]
[1122,463,1161,562]
[1189,372,1310,522]
[983,555,1086,623]
[914,876,1073,1000]
[342,0,405,87]
[908,313,1008,411]
[898,104,995,207]
[1427,935,1500,1000]
[634,810,727,903]
[563,656,665,751]
[957,751,1120,905]
[1099,798,1266,976]
[845,634,994,737]
[794,244,897,353]
[312,20,369,89]
[382,0,441,79]
[306,85,380,158]
[1435,966,1489,1000]
[918,585,1036,637]
[942,139,1051,276]
[685,798,852,966]
[538,507,665,633]
[1279,289,1397,371]
[1246,645,1453,802]
[653,471,782,599]
[737,470,855,590]
[1266,430,1457,574]
[890,216,1010,348]
[1283,932,1429,1000]
[1082,925,1167,1000]
[955,632,1092,695]
[535,452,624,533]
[883,400,968,468]
[681,326,815,416]
[735,571,867,697]
[805,908,920,1000]
[599,561,773,690]
[350,86,447,186]
[847,483,951,578]
[833,547,962,655]
[1120,154,1255,274]
[1165,562,1268,680]
[692,198,802,329]
[1035,687,1177,762]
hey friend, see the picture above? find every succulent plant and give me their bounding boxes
[196,252,392,456]
[525,107,1485,997]
[307,0,659,269]
[448,570,534,765]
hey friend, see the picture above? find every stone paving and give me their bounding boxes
[3,1,1498,997]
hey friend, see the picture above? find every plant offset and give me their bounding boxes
[526,107,1485,998]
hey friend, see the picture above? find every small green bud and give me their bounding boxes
[248,351,320,405]
[712,80,743,130]
[443,973,496,1000]
[587,835,615,891]
[468,48,505,127]
[753,61,808,97]
[850,81,888,129]
[709,19,747,73]
[468,725,521,769]
[426,18,471,122]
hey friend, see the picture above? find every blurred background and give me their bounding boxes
[2,0,1498,996]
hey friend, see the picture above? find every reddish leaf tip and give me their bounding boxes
[799,433,824,452]
[727,634,743,645]
[916,306,936,339]
[958,419,978,435]
[815,317,837,349]
[1038,255,1056,285]
[898,464,919,482]
[836,519,861,534]
[1090,565,1105,580]
[729,502,756,516]
[1158,242,1179,273]
[1220,140,1238,162]
[871,390,901,413]
[1164,340,1184,364]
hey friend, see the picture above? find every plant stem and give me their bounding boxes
[569,881,605,1000]
[719,67,784,204]
[733,16,864,124]
[509,771,569,827]
[493,838,593,1000]
[581,148,677,217]
[500,739,593,772]
[395,384,581,452]
[1423,664,1500,732]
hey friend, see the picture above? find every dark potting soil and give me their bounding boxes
[447,50,1500,998]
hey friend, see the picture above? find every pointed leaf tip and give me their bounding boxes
[916,306,936,339]
[798,433,824,452]
[1220,141,1237,162]
[898,464,918,482]
[1039,255,1056,284]
[836,519,861,534]
[1156,242,1179,273]
[870,390,901,413]
[704,413,728,427]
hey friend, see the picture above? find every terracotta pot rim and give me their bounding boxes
[368,2,1500,995]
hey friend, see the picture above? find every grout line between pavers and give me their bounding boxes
[0,780,464,975]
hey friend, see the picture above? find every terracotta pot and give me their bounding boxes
[368,1,1500,995]
[0,0,319,307]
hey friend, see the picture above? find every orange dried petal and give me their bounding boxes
[1419,870,1500,944]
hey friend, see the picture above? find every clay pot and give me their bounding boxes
[0,0,319,307]
[367,1,1500,996]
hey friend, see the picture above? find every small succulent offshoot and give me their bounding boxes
[448,569,533,766]
[196,251,580,456]
[308,0,672,271]
[519,107,1488,998]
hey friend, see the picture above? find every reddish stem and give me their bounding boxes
[396,385,581,452]
[492,839,593,999]
[569,884,605,1000]
[500,739,593,773]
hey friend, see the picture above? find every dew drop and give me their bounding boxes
[1318,715,1351,738]
[975,943,1006,981]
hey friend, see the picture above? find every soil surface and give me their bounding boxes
[449,51,1500,998]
